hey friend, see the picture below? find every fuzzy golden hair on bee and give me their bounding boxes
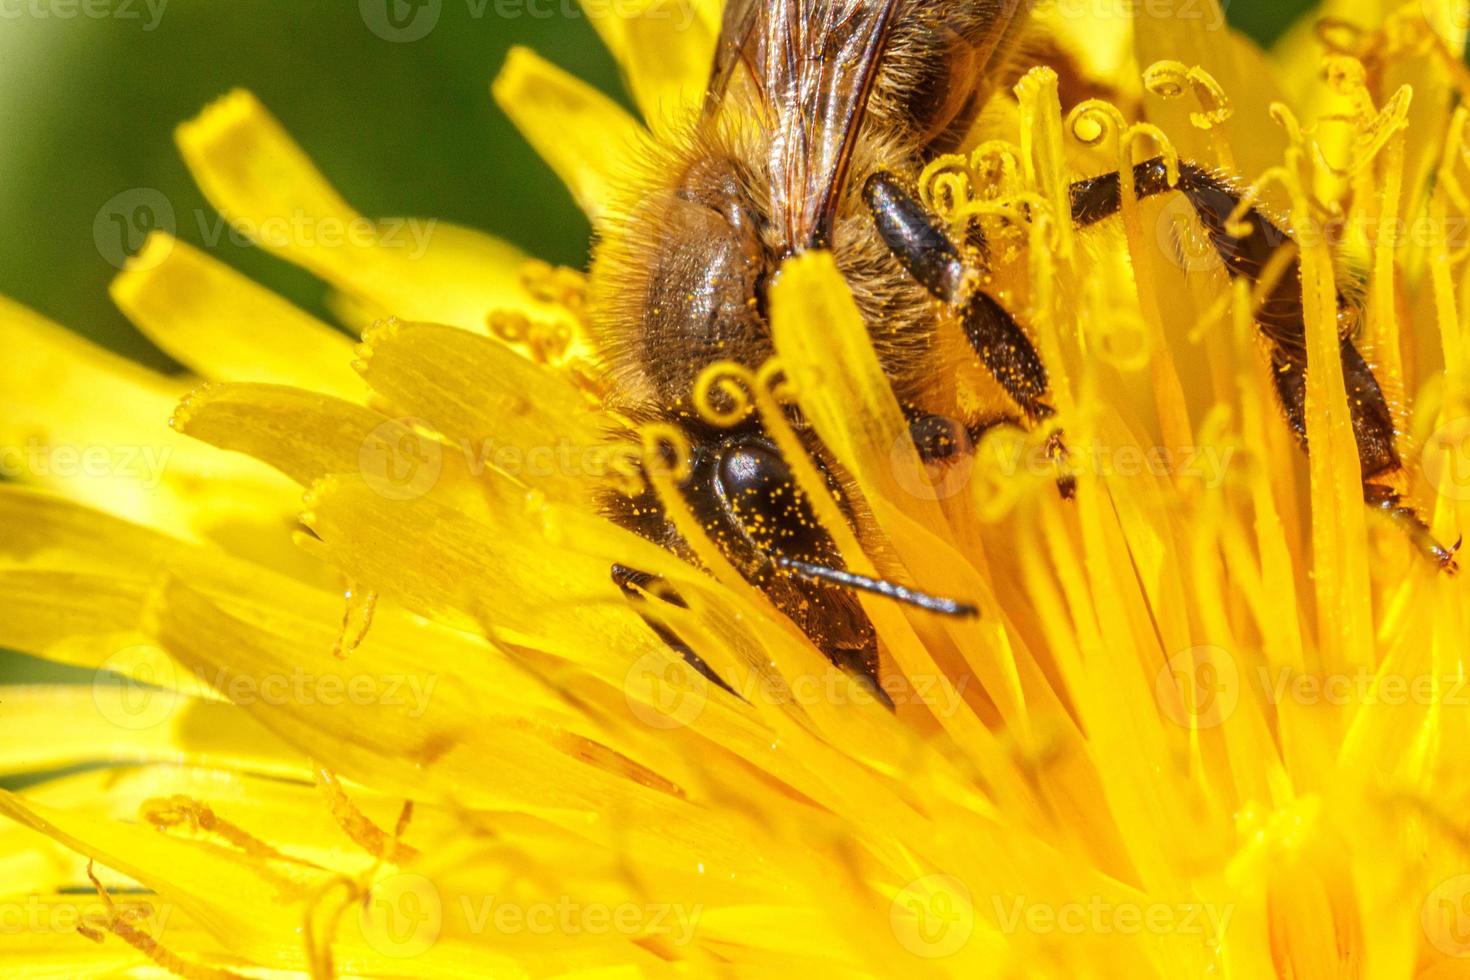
[586,116,769,414]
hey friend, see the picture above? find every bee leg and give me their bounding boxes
[907,411,1076,498]
[963,292,1076,498]
[1072,158,1457,570]
[1073,157,1324,357]
[1271,350,1461,573]
[906,411,974,464]
[1072,157,1293,285]
[864,171,974,301]
[1364,486,1462,573]
[866,172,1074,497]
[611,564,739,694]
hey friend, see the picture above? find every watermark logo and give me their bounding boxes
[1423,0,1470,46]
[1155,645,1239,729]
[94,189,437,268]
[360,0,441,41]
[199,666,439,719]
[1423,417,1470,503]
[1048,0,1227,32]
[1154,191,1232,274]
[92,655,440,729]
[360,873,443,958]
[355,877,704,952]
[360,418,444,501]
[360,0,700,40]
[0,895,172,938]
[892,424,1237,503]
[461,895,702,943]
[92,646,181,731]
[1153,645,1470,725]
[624,650,709,730]
[891,416,975,501]
[890,874,974,959]
[93,188,175,270]
[1424,874,1470,958]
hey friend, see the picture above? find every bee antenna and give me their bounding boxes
[774,556,979,618]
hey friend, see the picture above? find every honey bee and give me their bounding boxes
[590,0,1458,694]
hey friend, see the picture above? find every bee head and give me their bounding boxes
[681,424,882,685]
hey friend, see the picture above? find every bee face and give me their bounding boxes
[687,427,880,675]
[596,155,889,679]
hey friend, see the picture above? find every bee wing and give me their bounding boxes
[707,0,902,252]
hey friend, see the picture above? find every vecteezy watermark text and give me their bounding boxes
[92,647,441,731]
[0,439,172,489]
[357,873,702,958]
[993,895,1234,939]
[622,647,974,729]
[1156,644,1470,728]
[359,0,699,43]
[0,0,167,30]
[93,188,438,271]
[0,895,172,939]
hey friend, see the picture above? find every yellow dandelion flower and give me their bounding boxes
[3,1,1470,977]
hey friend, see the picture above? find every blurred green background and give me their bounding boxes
[0,0,1312,367]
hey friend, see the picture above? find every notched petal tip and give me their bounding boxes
[358,316,404,351]
[167,382,218,432]
[175,87,263,147]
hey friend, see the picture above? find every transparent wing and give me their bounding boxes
[707,0,902,252]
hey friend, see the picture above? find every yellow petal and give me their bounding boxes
[299,473,649,664]
[1,766,366,896]
[0,570,221,701]
[493,46,645,220]
[176,89,568,333]
[171,382,405,489]
[109,231,362,399]
[0,686,302,779]
[328,221,587,340]
[0,790,335,969]
[0,297,304,562]
[144,579,820,909]
[172,381,539,526]
[616,1,717,129]
[354,319,607,501]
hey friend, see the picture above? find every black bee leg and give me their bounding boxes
[1072,158,1302,351]
[906,411,975,465]
[866,172,1074,497]
[907,411,1076,499]
[1364,486,1461,573]
[611,564,738,694]
[1072,158,1457,570]
[863,172,1051,418]
[964,292,1076,498]
[1272,350,1460,573]
[864,171,975,301]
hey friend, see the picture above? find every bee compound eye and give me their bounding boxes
[715,438,781,494]
[711,438,829,561]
